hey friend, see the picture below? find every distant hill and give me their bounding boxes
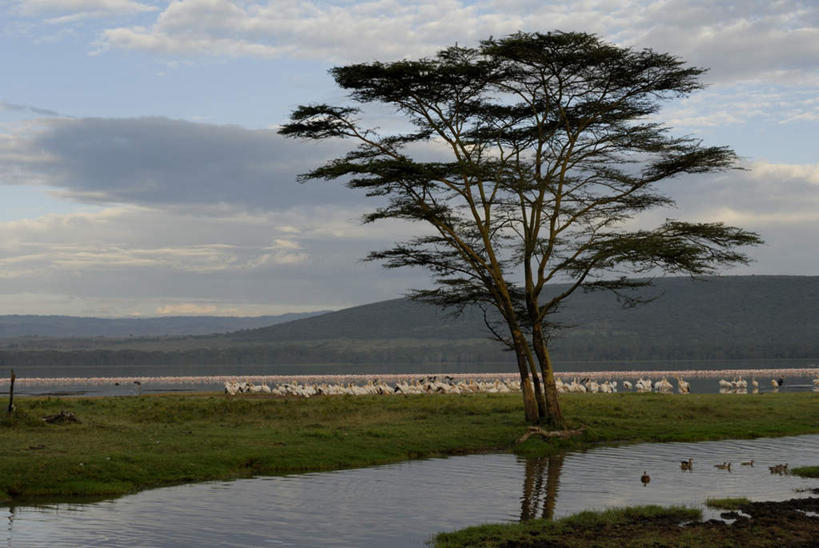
[231,275,818,355]
[229,297,486,341]
[0,312,328,339]
[1,276,817,366]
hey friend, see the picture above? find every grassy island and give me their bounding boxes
[2,392,819,505]
[791,466,819,478]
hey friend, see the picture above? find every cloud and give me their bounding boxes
[17,0,157,18]
[97,0,478,60]
[1,150,817,317]
[646,161,819,235]
[0,203,397,275]
[747,161,819,185]
[91,0,819,86]
[154,302,235,315]
[0,116,356,210]
[86,1,819,135]
[0,113,434,315]
[0,201,428,315]
[654,84,819,129]
[620,1,819,85]
[0,101,62,117]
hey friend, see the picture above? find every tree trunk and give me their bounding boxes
[519,375,539,423]
[525,294,563,427]
[509,328,543,423]
[522,341,547,421]
[531,324,564,427]
[491,281,544,422]
[7,369,15,414]
[530,374,547,421]
[515,331,546,421]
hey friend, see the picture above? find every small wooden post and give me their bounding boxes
[7,369,15,413]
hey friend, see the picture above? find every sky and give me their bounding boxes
[0,0,818,317]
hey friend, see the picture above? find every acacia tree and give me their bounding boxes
[280,31,762,425]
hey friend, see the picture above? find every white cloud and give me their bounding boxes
[657,161,819,232]
[84,1,819,135]
[17,0,157,17]
[91,0,819,88]
[90,0,559,60]
[656,84,819,129]
[0,202,428,314]
[622,1,819,85]
[154,302,235,315]
[748,161,819,185]
[0,204,376,276]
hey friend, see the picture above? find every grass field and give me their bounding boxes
[2,391,818,505]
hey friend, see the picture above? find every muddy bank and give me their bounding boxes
[436,497,819,547]
[694,497,819,547]
[533,498,818,547]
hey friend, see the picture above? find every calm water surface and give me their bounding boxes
[5,435,819,547]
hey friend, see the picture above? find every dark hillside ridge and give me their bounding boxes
[223,275,819,362]
[0,311,328,339]
[229,297,485,341]
[232,275,817,344]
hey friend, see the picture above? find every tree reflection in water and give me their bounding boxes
[520,454,565,521]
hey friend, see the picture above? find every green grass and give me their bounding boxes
[1,391,818,505]
[791,466,819,478]
[705,497,751,510]
[434,505,702,547]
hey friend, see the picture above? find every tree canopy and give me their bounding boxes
[280,31,762,424]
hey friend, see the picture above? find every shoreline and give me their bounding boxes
[3,366,818,387]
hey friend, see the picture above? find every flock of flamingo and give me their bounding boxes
[3,367,817,396]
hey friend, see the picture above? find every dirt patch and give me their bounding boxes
[42,410,81,424]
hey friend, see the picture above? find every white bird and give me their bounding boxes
[654,377,673,393]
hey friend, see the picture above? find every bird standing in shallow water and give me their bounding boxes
[641,471,650,486]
